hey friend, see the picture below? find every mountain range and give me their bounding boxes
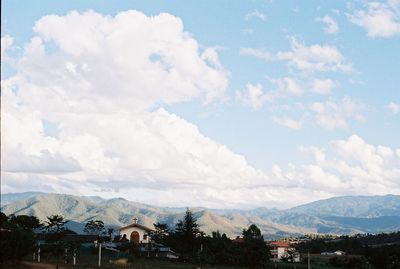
[1,192,400,239]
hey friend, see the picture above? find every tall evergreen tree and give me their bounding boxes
[151,222,170,244]
[175,209,200,237]
[172,209,201,258]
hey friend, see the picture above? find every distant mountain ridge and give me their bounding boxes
[1,192,46,206]
[1,192,400,238]
[287,195,400,217]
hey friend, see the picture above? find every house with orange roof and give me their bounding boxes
[269,241,300,262]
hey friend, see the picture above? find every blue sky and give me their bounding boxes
[1,0,400,208]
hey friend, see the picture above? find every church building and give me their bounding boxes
[119,217,153,243]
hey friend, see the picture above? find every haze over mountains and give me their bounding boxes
[1,193,400,239]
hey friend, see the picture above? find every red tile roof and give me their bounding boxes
[270,241,290,248]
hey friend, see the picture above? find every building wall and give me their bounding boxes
[277,247,287,259]
[120,227,150,243]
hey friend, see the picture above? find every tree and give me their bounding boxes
[367,247,390,269]
[175,209,200,237]
[242,224,262,240]
[151,222,170,244]
[0,213,35,266]
[0,212,8,225]
[171,209,202,258]
[83,220,105,236]
[43,215,68,269]
[200,231,236,266]
[239,224,270,267]
[107,227,115,241]
[9,214,42,231]
[45,215,67,234]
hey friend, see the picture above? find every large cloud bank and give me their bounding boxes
[2,10,399,208]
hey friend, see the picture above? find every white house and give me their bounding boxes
[334,250,346,256]
[269,241,300,262]
[119,218,153,244]
[321,250,346,256]
[270,241,290,260]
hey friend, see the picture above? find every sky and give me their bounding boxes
[1,0,400,209]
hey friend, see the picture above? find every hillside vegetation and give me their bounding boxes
[2,193,400,237]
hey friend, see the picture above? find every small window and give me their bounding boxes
[143,234,148,240]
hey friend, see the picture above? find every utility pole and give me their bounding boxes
[38,244,41,263]
[94,240,102,267]
[200,243,203,266]
[73,248,76,266]
[98,242,102,267]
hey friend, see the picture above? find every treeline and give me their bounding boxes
[130,209,270,267]
[0,213,39,264]
[1,210,271,267]
[0,212,77,267]
[355,231,400,246]
[5,208,399,269]
[298,232,400,269]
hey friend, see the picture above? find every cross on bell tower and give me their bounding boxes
[132,217,138,224]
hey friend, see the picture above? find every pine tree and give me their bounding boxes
[44,215,68,269]
[151,222,170,244]
[173,209,201,257]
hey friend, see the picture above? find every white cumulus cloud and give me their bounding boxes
[273,117,303,130]
[241,38,352,73]
[310,97,365,129]
[3,10,262,208]
[316,15,339,34]
[240,48,273,61]
[348,0,400,37]
[311,78,336,95]
[296,135,400,195]
[386,102,400,114]
[272,77,303,96]
[1,35,14,60]
[245,10,267,21]
[235,83,266,109]
[235,77,303,109]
